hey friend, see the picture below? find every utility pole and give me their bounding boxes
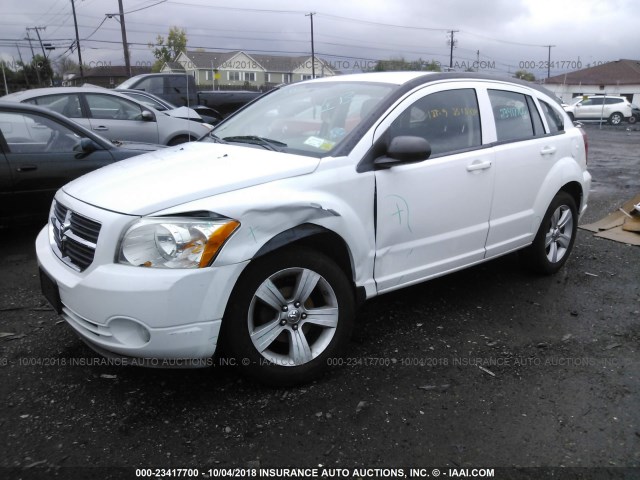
[27,26,50,85]
[25,29,42,86]
[1,61,8,95]
[71,0,84,82]
[15,45,31,88]
[545,45,555,78]
[306,12,315,79]
[118,0,132,77]
[448,30,458,70]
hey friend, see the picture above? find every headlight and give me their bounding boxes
[118,217,240,268]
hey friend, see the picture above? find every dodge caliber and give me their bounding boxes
[36,73,591,385]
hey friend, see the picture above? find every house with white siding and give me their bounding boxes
[163,50,336,90]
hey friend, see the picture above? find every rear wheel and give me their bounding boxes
[521,191,577,274]
[608,112,623,125]
[222,246,355,386]
[628,115,637,124]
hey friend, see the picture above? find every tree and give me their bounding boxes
[149,26,187,72]
[514,70,536,82]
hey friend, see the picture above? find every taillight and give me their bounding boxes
[579,127,588,165]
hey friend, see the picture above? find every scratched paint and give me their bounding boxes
[384,194,412,233]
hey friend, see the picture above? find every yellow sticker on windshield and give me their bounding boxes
[304,136,335,151]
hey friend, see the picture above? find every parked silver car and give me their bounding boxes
[1,87,212,146]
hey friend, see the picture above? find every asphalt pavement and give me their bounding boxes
[0,124,639,480]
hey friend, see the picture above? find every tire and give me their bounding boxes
[167,135,191,146]
[608,112,623,125]
[628,115,637,124]
[222,246,355,386]
[521,191,578,275]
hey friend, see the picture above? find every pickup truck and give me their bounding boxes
[117,73,263,117]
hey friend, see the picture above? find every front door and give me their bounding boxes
[84,93,160,144]
[373,86,495,293]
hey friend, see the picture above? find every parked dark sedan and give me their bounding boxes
[0,102,162,223]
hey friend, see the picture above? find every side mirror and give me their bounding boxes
[141,110,155,121]
[77,137,100,153]
[374,136,431,169]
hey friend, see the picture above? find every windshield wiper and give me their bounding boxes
[206,133,227,143]
[222,135,287,151]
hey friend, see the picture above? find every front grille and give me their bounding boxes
[51,201,101,272]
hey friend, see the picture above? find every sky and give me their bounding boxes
[1,0,639,80]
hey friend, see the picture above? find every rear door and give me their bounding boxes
[482,87,569,257]
[84,93,160,144]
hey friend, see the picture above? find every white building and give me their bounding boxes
[543,59,640,105]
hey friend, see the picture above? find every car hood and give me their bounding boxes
[63,142,320,215]
[165,106,203,121]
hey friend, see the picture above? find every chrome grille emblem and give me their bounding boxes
[59,210,72,254]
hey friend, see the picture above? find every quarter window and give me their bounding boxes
[538,100,565,133]
[388,88,481,156]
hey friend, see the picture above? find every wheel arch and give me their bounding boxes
[559,181,583,213]
[252,223,365,305]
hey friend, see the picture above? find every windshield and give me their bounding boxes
[204,81,396,157]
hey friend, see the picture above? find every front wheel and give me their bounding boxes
[167,135,193,146]
[521,191,578,274]
[222,247,355,386]
[628,115,637,124]
[608,112,623,125]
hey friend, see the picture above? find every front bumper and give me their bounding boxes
[36,203,248,362]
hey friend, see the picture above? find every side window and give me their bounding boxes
[136,76,163,94]
[126,93,165,110]
[24,94,83,118]
[605,98,622,105]
[538,100,565,133]
[0,111,81,154]
[167,76,187,94]
[388,88,481,157]
[489,89,538,142]
[85,94,143,120]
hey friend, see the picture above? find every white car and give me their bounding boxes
[1,87,212,145]
[563,95,632,125]
[36,72,591,385]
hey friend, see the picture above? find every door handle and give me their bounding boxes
[466,160,492,172]
[93,126,109,131]
[16,165,37,172]
[540,146,556,155]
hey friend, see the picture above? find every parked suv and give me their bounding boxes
[563,95,632,125]
[36,73,591,385]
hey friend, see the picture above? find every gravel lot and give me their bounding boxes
[1,124,639,480]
